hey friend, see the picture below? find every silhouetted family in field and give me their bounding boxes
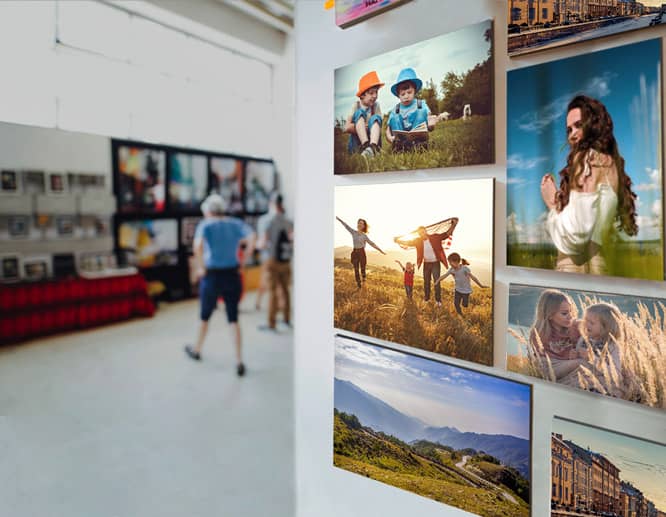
[336,216,488,317]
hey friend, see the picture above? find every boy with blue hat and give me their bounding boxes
[344,70,385,158]
[386,68,436,151]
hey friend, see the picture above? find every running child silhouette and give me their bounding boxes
[435,253,487,315]
[395,260,415,300]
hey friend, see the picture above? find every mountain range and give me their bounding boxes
[334,378,529,477]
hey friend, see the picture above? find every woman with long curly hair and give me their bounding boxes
[540,95,638,274]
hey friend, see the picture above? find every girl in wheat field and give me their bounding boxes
[435,253,487,315]
[529,289,586,380]
[336,216,386,289]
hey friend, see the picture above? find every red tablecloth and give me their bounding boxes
[0,274,154,344]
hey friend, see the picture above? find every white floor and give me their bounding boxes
[0,293,294,517]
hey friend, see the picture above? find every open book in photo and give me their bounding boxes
[393,122,429,141]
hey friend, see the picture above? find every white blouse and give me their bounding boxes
[546,183,618,256]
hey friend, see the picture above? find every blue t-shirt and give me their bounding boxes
[194,217,252,269]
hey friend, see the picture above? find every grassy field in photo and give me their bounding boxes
[507,240,663,280]
[334,116,493,174]
[333,411,530,517]
[334,259,493,366]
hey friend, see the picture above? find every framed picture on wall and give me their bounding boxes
[1,170,21,194]
[180,217,201,248]
[334,178,494,366]
[334,19,494,174]
[168,152,208,211]
[22,170,46,194]
[114,142,166,214]
[244,159,276,213]
[68,173,105,194]
[0,254,21,283]
[46,172,68,195]
[507,283,666,411]
[508,7,666,57]
[117,219,178,268]
[22,255,51,281]
[210,156,244,215]
[7,215,30,239]
[55,215,76,238]
[334,335,532,516]
[507,39,663,281]
[335,0,412,29]
[551,417,665,516]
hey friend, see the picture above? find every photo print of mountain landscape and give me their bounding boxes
[333,335,532,516]
[334,178,494,366]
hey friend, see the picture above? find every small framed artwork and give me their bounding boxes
[210,156,244,215]
[244,160,276,213]
[334,335,532,516]
[180,217,201,248]
[22,255,51,281]
[55,215,76,238]
[8,215,30,239]
[1,170,21,194]
[46,172,68,195]
[0,254,21,283]
[67,173,105,194]
[168,152,208,211]
[52,253,77,279]
[551,417,665,515]
[22,170,46,194]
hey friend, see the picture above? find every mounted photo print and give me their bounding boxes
[117,219,178,268]
[551,417,665,516]
[168,152,208,211]
[334,178,494,366]
[1,170,20,194]
[46,172,68,195]
[335,0,412,29]
[244,160,275,213]
[0,254,21,283]
[22,170,46,195]
[67,173,105,194]
[334,335,532,516]
[3,215,31,239]
[180,216,202,248]
[507,39,663,281]
[334,20,493,175]
[210,156,243,215]
[115,143,166,214]
[55,215,77,238]
[22,255,51,281]
[507,283,666,411]
[508,4,665,57]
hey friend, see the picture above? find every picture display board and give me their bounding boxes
[294,2,666,517]
[111,139,277,300]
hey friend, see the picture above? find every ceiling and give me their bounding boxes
[217,0,295,33]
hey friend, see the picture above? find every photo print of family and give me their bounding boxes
[507,39,663,281]
[334,19,493,174]
[551,417,665,516]
[334,178,493,366]
[333,335,532,517]
[507,284,666,411]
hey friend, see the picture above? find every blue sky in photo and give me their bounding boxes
[334,20,491,122]
[553,418,666,511]
[507,39,662,243]
[335,336,531,440]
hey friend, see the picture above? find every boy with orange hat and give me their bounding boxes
[344,70,384,158]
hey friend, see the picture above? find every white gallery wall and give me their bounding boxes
[293,1,666,516]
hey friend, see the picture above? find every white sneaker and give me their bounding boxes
[361,146,375,158]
